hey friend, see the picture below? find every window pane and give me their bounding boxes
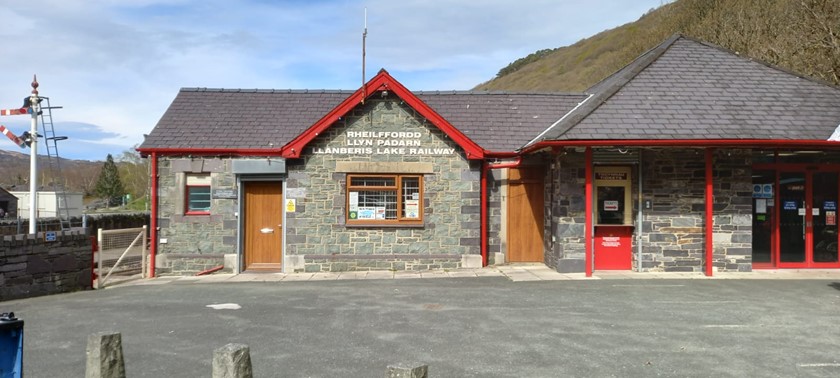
[188,186,211,212]
[356,190,397,219]
[402,177,421,218]
[351,177,396,187]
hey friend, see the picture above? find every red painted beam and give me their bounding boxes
[705,148,714,277]
[522,139,840,154]
[585,147,593,277]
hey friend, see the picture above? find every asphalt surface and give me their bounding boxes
[6,277,840,377]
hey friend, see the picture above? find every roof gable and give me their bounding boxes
[535,34,840,143]
[280,69,484,159]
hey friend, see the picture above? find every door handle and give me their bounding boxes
[260,228,274,234]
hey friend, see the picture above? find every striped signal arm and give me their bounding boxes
[0,125,26,148]
[0,108,29,116]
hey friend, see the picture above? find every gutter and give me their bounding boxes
[149,152,158,278]
[521,139,840,153]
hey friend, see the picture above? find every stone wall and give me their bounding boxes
[640,149,751,272]
[0,230,92,300]
[285,98,482,272]
[547,151,587,273]
[155,157,240,274]
[546,148,753,273]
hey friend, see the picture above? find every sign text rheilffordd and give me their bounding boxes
[311,131,456,155]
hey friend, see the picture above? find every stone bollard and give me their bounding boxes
[212,343,253,378]
[387,363,428,378]
[85,332,126,378]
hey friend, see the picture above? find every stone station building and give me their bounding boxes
[139,35,840,277]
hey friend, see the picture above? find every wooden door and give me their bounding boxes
[507,167,544,262]
[244,181,283,271]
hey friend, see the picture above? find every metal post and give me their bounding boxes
[96,228,103,289]
[28,76,39,234]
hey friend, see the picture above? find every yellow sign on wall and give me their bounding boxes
[285,199,296,213]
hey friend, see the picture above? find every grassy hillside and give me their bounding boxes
[476,0,840,92]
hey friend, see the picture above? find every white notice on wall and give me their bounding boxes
[799,208,807,216]
[813,208,820,216]
[755,199,767,214]
[358,207,375,220]
[375,207,386,219]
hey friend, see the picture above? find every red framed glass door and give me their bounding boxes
[775,170,840,268]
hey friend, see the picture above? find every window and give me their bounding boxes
[347,174,423,225]
[185,174,211,215]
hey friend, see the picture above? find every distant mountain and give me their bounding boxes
[476,0,840,92]
[0,149,102,195]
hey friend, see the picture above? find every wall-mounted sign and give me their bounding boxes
[285,199,296,213]
[828,211,836,226]
[405,200,420,218]
[783,201,798,210]
[44,231,57,242]
[286,188,306,199]
[212,189,237,199]
[603,200,619,211]
[752,184,774,199]
[825,201,837,211]
[595,172,627,181]
[311,131,456,156]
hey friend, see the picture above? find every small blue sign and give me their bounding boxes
[44,231,57,242]
[825,201,837,211]
[753,183,774,198]
[783,201,798,211]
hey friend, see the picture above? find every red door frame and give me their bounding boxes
[752,163,840,269]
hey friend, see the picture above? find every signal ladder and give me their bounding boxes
[0,96,72,230]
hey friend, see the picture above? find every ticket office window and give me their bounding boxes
[346,174,423,226]
[594,167,632,225]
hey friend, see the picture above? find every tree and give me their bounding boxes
[95,154,125,207]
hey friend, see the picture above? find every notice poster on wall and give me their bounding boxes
[828,211,836,226]
[405,200,420,218]
[358,207,376,220]
[349,192,359,209]
[376,207,386,219]
[755,199,767,214]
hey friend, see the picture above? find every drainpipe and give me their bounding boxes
[637,150,643,272]
[705,148,714,276]
[149,152,158,278]
[585,147,593,277]
[481,157,523,266]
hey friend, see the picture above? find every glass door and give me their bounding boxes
[812,172,838,264]
[776,170,840,267]
[778,172,806,264]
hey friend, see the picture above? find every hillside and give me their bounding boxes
[476,0,840,92]
[0,149,102,195]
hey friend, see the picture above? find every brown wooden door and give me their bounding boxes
[244,181,283,271]
[507,167,544,262]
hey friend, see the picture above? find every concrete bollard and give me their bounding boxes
[212,343,253,378]
[387,363,428,378]
[85,332,126,378]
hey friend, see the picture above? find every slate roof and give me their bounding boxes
[538,34,840,142]
[416,92,585,151]
[139,88,586,153]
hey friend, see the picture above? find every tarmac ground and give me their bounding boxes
[6,265,840,377]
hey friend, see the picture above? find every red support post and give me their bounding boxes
[585,147,593,277]
[705,148,714,277]
[149,152,158,278]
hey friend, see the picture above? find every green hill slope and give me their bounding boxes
[476,0,839,92]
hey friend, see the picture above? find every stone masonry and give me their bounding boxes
[0,230,92,300]
[547,148,753,273]
[285,98,482,272]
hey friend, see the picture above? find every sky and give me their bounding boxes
[0,0,666,161]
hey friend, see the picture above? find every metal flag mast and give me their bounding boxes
[28,76,40,233]
[2,77,70,233]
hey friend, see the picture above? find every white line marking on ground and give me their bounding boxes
[206,303,242,310]
[797,363,840,368]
